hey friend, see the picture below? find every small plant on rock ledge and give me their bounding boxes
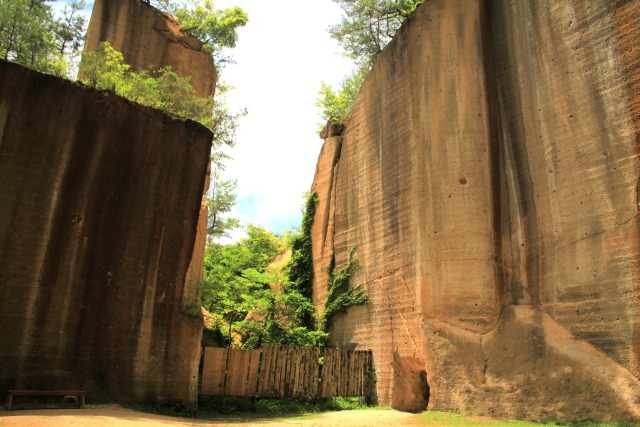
[321,247,370,331]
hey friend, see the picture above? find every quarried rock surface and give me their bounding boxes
[84,0,216,312]
[0,61,211,408]
[311,0,640,421]
[85,0,216,98]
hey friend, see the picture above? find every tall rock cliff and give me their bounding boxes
[0,61,211,407]
[84,0,216,312]
[312,0,640,421]
[85,0,215,98]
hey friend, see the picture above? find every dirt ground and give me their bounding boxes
[0,404,425,427]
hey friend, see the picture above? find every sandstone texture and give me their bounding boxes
[85,0,215,309]
[311,0,640,421]
[85,0,216,98]
[0,61,212,407]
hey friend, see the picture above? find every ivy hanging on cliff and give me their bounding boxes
[284,191,319,330]
[321,247,369,331]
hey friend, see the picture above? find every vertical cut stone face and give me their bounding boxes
[0,61,211,407]
[84,0,216,315]
[312,0,640,421]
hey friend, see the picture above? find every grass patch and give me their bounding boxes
[122,396,369,421]
[196,395,369,421]
[420,411,639,427]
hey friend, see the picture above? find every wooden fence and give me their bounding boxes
[201,344,373,399]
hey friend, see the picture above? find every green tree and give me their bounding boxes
[78,41,130,90]
[209,83,247,150]
[201,225,286,348]
[0,0,60,75]
[329,0,422,69]
[316,65,367,125]
[206,167,240,240]
[0,0,87,77]
[79,41,216,125]
[152,0,248,69]
[54,0,87,63]
[150,1,248,240]
[317,0,422,125]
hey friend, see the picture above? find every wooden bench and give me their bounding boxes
[5,389,85,410]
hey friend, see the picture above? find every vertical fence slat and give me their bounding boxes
[347,350,352,396]
[201,347,228,396]
[350,351,356,397]
[320,348,331,398]
[307,347,316,398]
[355,351,364,396]
[266,344,278,397]
[319,348,327,398]
[364,350,373,401]
[289,347,300,397]
[278,345,288,398]
[281,346,290,398]
[246,349,261,397]
[270,344,282,397]
[258,344,272,397]
[328,348,336,398]
[309,347,321,397]
[225,348,250,396]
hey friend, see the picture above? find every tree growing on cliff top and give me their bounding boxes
[329,0,422,69]
[317,0,422,125]
[150,0,248,241]
[316,65,367,125]
[152,0,248,69]
[0,0,87,77]
[79,41,217,127]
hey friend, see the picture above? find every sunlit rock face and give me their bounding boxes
[85,0,215,318]
[311,0,640,421]
[0,61,211,408]
[85,0,216,98]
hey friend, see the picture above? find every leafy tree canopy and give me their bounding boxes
[206,167,240,240]
[0,0,87,77]
[152,0,248,68]
[201,225,309,348]
[79,41,218,128]
[316,65,367,126]
[329,0,422,69]
[201,196,332,350]
[317,0,422,125]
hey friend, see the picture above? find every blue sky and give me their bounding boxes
[54,0,353,243]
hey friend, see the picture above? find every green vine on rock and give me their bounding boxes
[285,190,319,330]
[322,247,369,331]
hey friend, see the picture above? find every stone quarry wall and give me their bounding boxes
[85,0,215,98]
[311,0,640,421]
[85,0,215,309]
[0,61,211,407]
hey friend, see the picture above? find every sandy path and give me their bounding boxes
[0,405,423,427]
